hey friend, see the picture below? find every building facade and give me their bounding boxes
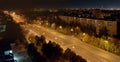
[59,16,118,36]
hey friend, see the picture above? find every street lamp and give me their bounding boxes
[59,25,62,29]
[70,28,74,32]
[51,23,55,28]
[46,22,49,26]
[104,40,109,50]
[83,33,86,36]
[104,40,108,44]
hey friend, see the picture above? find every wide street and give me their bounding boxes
[9,12,120,62]
[23,24,120,62]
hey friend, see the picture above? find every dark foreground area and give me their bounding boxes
[27,35,87,62]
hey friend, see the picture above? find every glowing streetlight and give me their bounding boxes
[46,22,49,25]
[70,28,74,32]
[76,26,79,29]
[83,33,86,36]
[9,50,13,53]
[59,25,62,29]
[3,10,9,14]
[104,40,108,44]
[51,23,55,28]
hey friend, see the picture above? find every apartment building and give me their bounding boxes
[59,16,118,36]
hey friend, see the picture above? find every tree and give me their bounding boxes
[63,48,76,60]
[99,27,109,37]
[27,43,46,62]
[42,41,63,58]
[4,18,26,42]
[35,35,46,46]
[72,55,87,62]
[63,48,86,62]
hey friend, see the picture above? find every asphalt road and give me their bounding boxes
[24,24,120,62]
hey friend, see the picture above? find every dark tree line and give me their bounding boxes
[27,43,46,62]
[27,35,87,62]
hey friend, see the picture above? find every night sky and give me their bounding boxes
[0,0,120,8]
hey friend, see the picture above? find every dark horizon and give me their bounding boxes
[0,0,120,9]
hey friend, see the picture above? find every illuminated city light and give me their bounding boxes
[59,25,62,29]
[104,40,108,44]
[72,46,75,49]
[76,26,79,29]
[4,50,13,55]
[51,23,55,28]
[83,33,86,36]
[9,50,13,53]
[14,56,19,62]
[3,10,9,14]
[42,32,45,35]
[46,39,49,43]
[46,22,49,25]
[70,28,74,32]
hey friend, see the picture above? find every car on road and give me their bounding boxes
[4,50,17,62]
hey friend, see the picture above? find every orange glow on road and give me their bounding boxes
[10,12,25,23]
[4,11,25,23]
